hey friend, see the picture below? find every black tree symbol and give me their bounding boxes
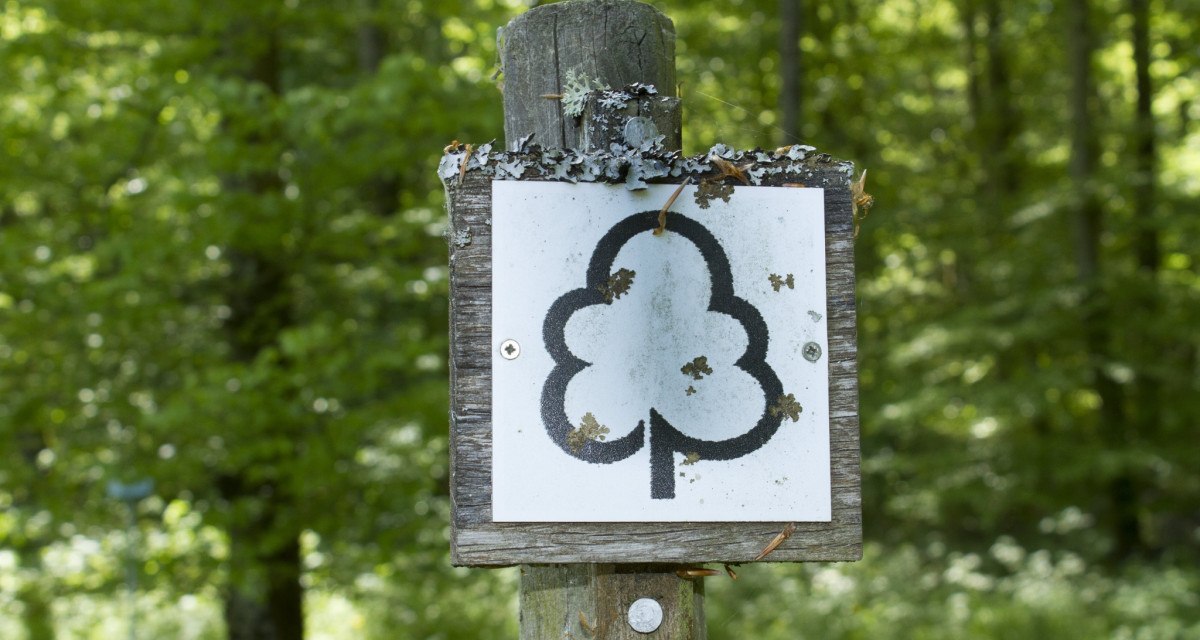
[541,210,784,499]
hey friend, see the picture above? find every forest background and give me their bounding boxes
[1,0,1198,638]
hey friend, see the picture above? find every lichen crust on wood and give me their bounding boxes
[438,137,851,193]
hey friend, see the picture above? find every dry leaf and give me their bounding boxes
[753,522,797,561]
[457,143,473,185]
[723,564,739,580]
[851,169,874,238]
[709,155,750,185]
[676,568,721,579]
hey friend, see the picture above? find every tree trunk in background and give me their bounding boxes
[961,0,982,133]
[980,0,1019,382]
[220,482,305,640]
[358,0,400,216]
[18,550,54,640]
[1130,0,1160,489]
[1131,0,1157,279]
[982,0,1016,199]
[219,15,306,639]
[1065,0,1141,560]
[779,0,803,144]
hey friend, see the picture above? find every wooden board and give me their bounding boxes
[446,146,860,566]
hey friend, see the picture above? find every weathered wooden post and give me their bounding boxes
[443,1,860,638]
[501,2,700,638]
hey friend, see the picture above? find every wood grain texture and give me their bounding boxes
[520,565,706,639]
[500,0,676,150]
[447,161,861,567]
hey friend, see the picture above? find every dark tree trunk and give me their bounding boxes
[1132,0,1157,275]
[220,479,304,640]
[1066,0,1141,560]
[358,0,399,216]
[982,0,1017,198]
[1130,0,1160,458]
[218,13,305,640]
[18,551,54,640]
[961,0,982,132]
[778,0,803,143]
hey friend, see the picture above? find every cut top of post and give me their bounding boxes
[501,0,677,151]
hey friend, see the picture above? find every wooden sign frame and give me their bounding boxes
[445,145,861,566]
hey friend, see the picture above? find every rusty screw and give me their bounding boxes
[803,342,822,363]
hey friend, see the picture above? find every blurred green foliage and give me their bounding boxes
[0,0,1197,638]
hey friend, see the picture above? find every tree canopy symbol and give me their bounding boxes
[541,210,784,499]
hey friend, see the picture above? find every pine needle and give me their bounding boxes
[655,179,689,236]
[753,522,797,561]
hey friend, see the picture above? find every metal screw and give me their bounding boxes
[803,341,822,363]
[500,339,521,360]
[627,598,663,634]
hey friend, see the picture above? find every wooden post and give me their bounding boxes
[500,1,703,637]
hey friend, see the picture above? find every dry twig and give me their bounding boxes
[578,611,595,636]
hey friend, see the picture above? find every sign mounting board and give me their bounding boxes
[444,144,860,566]
[492,182,830,522]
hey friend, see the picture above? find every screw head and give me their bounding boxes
[500,339,520,360]
[802,341,822,363]
[627,598,663,634]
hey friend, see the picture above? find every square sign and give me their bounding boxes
[445,148,860,566]
[491,182,830,522]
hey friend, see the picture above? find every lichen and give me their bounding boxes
[694,180,734,209]
[681,356,713,381]
[562,69,604,118]
[768,273,795,292]
[449,228,472,248]
[769,393,803,422]
[437,139,852,194]
[596,89,630,111]
[596,267,635,303]
[567,412,610,453]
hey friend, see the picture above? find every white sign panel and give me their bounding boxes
[491,181,830,522]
